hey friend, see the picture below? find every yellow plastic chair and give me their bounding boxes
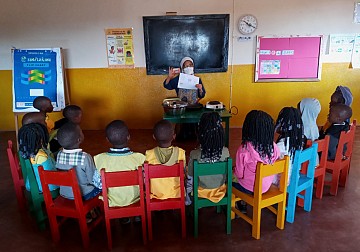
[231,156,289,239]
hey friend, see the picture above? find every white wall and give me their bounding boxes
[0,0,358,70]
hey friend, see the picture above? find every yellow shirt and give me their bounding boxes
[45,114,54,133]
[94,150,145,207]
[145,146,186,200]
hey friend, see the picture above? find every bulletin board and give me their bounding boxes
[12,48,66,112]
[255,35,323,82]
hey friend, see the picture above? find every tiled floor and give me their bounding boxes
[1,129,360,251]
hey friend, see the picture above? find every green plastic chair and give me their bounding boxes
[193,158,232,238]
[18,153,59,230]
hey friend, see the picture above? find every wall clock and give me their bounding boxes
[238,14,258,35]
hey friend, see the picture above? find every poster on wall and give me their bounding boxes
[12,48,65,112]
[105,28,135,68]
[255,35,323,82]
[329,34,356,55]
[351,34,360,68]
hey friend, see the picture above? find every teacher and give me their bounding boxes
[163,56,206,104]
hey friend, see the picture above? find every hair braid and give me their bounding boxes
[18,123,49,159]
[275,107,304,157]
[242,110,275,161]
[198,112,224,162]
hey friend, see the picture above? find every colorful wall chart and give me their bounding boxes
[105,28,134,68]
[255,36,322,82]
[12,48,65,112]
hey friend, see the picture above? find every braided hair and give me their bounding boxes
[18,123,49,159]
[242,110,275,161]
[198,112,224,162]
[275,107,304,157]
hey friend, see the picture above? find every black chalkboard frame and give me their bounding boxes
[143,14,229,75]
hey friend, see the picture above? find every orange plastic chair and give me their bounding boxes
[7,140,26,211]
[100,167,147,249]
[144,160,186,241]
[325,120,356,196]
[38,167,103,248]
[231,156,289,239]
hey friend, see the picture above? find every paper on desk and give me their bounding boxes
[177,73,199,90]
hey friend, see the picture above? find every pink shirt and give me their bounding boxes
[234,142,280,193]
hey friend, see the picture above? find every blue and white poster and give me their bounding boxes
[12,48,65,112]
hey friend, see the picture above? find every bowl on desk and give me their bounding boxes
[162,99,188,116]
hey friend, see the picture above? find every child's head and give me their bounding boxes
[18,123,49,158]
[275,107,304,155]
[153,119,175,148]
[22,112,46,126]
[33,96,53,113]
[105,120,129,148]
[328,104,352,124]
[63,105,82,124]
[330,86,353,107]
[298,98,321,141]
[198,112,224,162]
[57,122,84,149]
[242,110,275,161]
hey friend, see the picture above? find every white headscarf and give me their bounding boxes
[180,57,194,69]
[299,98,321,141]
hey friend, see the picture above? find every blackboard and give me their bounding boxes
[255,35,323,82]
[143,14,229,75]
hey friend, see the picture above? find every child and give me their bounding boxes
[298,98,321,141]
[50,105,83,153]
[273,107,304,186]
[93,120,145,224]
[233,110,280,212]
[319,103,352,160]
[22,112,46,126]
[187,112,230,204]
[93,120,145,207]
[145,119,186,200]
[56,122,101,200]
[33,96,54,132]
[18,123,58,192]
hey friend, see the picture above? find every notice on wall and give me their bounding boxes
[329,34,356,54]
[105,28,134,68]
[12,48,65,112]
[351,34,360,68]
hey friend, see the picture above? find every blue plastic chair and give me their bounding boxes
[286,143,318,223]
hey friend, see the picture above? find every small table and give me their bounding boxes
[163,108,232,147]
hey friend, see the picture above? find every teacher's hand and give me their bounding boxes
[195,84,203,90]
[168,67,178,79]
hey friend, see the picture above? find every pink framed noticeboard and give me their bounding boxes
[255,35,323,82]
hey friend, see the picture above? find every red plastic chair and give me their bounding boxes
[7,140,26,211]
[38,167,103,248]
[325,120,356,196]
[100,167,147,249]
[144,161,186,241]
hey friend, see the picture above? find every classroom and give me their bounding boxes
[1,0,360,251]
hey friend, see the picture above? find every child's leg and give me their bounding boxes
[82,187,101,201]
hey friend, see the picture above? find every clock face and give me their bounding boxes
[238,15,258,34]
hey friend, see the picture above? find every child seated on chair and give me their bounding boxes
[319,103,352,160]
[50,105,83,153]
[93,120,145,224]
[233,110,280,212]
[272,107,304,186]
[33,96,54,133]
[187,112,230,205]
[22,112,46,126]
[56,122,101,200]
[18,123,58,193]
[298,98,321,142]
[145,119,186,200]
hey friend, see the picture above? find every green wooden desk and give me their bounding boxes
[163,108,232,147]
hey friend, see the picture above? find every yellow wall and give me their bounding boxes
[1,63,359,131]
